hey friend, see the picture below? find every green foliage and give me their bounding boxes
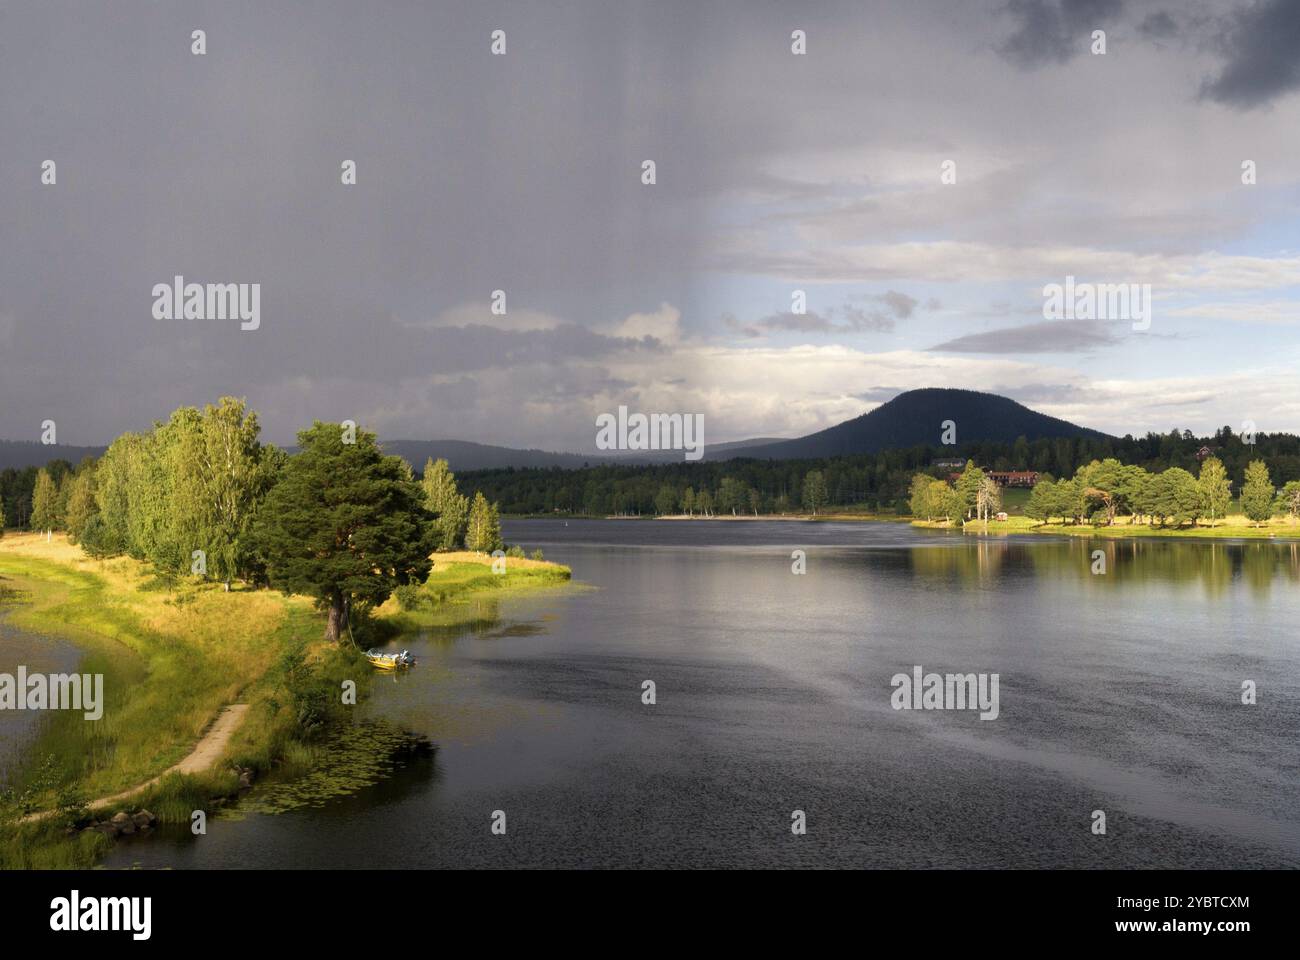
[75,515,114,558]
[420,457,469,550]
[465,491,503,552]
[1142,467,1200,527]
[63,460,99,543]
[1197,457,1232,526]
[448,425,1300,517]
[955,461,985,519]
[801,470,828,515]
[249,422,436,642]
[1279,480,1300,520]
[1024,476,1056,523]
[271,640,337,737]
[393,583,429,611]
[87,399,278,583]
[1240,460,1274,526]
[30,469,58,533]
[654,483,677,516]
[717,476,750,516]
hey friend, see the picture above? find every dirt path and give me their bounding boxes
[23,704,250,822]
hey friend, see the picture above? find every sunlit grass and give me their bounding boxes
[0,534,574,868]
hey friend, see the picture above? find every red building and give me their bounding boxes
[947,469,1040,488]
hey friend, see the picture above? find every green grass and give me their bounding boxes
[0,537,575,869]
[382,551,574,632]
[0,534,363,867]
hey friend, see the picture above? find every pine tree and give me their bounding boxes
[1025,477,1056,524]
[249,422,435,642]
[1240,460,1274,527]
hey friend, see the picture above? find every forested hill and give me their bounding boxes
[458,427,1300,516]
[0,439,106,470]
[727,388,1111,460]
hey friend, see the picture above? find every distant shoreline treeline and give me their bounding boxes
[912,456,1300,528]
[455,428,1300,517]
[6,421,1300,524]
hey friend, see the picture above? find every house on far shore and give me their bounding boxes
[987,470,1039,488]
[1195,445,1216,461]
[932,458,965,470]
[947,468,1040,488]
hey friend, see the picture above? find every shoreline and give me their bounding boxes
[505,513,903,523]
[911,516,1300,542]
[0,534,573,868]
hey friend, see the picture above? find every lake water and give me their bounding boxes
[100,519,1300,868]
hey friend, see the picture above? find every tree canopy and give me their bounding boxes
[250,422,436,642]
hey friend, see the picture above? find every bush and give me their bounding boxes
[77,514,117,559]
[531,549,544,561]
[393,583,428,611]
[506,544,526,559]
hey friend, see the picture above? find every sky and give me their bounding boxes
[2,0,1299,452]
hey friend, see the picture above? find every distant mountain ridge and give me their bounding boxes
[718,388,1111,460]
[378,439,601,471]
[0,439,107,471]
[0,390,1110,473]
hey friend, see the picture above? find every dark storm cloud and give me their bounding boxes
[1137,10,1178,39]
[1,0,1295,447]
[929,319,1122,353]
[0,0,728,443]
[997,0,1124,67]
[1201,0,1300,108]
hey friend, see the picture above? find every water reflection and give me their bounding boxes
[84,520,1300,869]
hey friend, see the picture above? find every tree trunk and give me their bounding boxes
[325,594,346,643]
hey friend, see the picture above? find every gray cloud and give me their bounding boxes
[1201,0,1300,108]
[750,292,925,336]
[2,0,1297,446]
[997,0,1124,68]
[1138,10,1179,39]
[929,319,1123,354]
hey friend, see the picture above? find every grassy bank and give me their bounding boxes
[912,514,1300,540]
[0,536,571,868]
[380,550,574,630]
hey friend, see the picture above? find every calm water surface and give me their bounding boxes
[99,520,1300,868]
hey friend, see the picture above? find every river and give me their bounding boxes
[82,519,1300,868]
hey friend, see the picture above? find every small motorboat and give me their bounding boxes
[366,648,415,670]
